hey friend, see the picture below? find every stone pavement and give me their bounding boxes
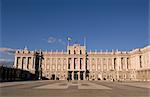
[117,82,150,89]
[0,80,150,97]
[34,80,111,90]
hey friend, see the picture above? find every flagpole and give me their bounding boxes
[68,38,69,46]
[84,36,86,47]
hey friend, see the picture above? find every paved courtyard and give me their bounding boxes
[0,80,150,97]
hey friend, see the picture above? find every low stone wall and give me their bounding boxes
[136,69,150,81]
[0,66,36,82]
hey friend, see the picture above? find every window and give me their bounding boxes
[68,50,70,54]
[114,58,116,70]
[16,57,19,65]
[16,57,20,68]
[103,58,106,65]
[68,64,70,69]
[127,58,129,69]
[80,58,82,69]
[74,50,76,54]
[68,58,71,69]
[52,58,56,64]
[80,50,82,54]
[139,56,142,68]
[63,59,66,64]
[92,58,95,63]
[58,58,61,63]
[27,57,31,69]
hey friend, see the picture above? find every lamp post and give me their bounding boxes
[35,50,43,80]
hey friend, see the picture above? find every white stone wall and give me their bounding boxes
[13,44,150,81]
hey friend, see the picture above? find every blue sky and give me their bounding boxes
[0,0,149,64]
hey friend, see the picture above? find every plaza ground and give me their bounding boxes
[0,80,150,97]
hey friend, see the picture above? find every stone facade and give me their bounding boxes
[13,44,150,81]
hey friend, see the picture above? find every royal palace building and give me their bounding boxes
[13,44,150,81]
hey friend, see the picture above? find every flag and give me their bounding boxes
[67,37,72,41]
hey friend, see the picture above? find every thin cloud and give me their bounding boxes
[0,47,15,66]
[0,47,16,55]
[48,36,57,44]
[58,39,66,45]
[0,58,13,62]
[47,36,66,45]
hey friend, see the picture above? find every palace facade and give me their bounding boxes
[13,44,150,81]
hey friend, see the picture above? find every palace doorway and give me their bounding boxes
[74,71,78,80]
[51,74,55,80]
[68,71,72,80]
[80,72,84,80]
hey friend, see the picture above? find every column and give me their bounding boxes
[106,58,108,71]
[32,57,35,69]
[119,57,122,70]
[78,71,80,80]
[147,70,149,81]
[21,57,23,70]
[78,58,80,70]
[56,58,57,80]
[111,58,114,70]
[67,58,69,70]
[61,58,63,80]
[61,58,63,71]
[26,57,28,70]
[125,58,127,70]
[117,58,121,71]
[23,57,27,70]
[72,71,74,80]
[83,58,85,70]
[90,58,92,71]
[83,72,85,80]
[44,58,47,71]
[101,58,103,72]
[14,56,17,68]
[50,58,52,71]
[96,58,98,71]
[28,57,31,70]
[72,58,74,70]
